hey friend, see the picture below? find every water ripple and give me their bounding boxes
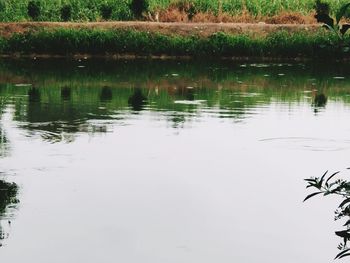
[260,137,350,152]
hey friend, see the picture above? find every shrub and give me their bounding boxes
[314,0,330,16]
[60,4,72,21]
[27,1,40,21]
[100,3,113,20]
[314,0,350,44]
[130,0,149,19]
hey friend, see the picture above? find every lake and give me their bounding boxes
[0,58,350,262]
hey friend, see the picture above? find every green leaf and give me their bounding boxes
[340,24,350,36]
[325,171,340,187]
[338,252,350,259]
[343,219,350,226]
[336,3,350,24]
[335,230,350,238]
[316,14,334,28]
[304,178,316,182]
[303,192,323,202]
[335,248,350,259]
[339,197,350,208]
[320,170,328,183]
[306,184,316,188]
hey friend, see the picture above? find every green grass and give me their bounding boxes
[0,0,349,22]
[0,28,345,59]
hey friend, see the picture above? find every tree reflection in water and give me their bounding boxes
[28,87,41,103]
[128,88,147,111]
[304,169,350,259]
[0,128,19,247]
[100,86,112,102]
[313,92,327,114]
[61,86,71,100]
[0,180,18,244]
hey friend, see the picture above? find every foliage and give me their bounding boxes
[304,169,350,259]
[100,3,113,20]
[60,4,72,21]
[0,28,346,59]
[314,0,350,41]
[130,0,149,18]
[27,0,40,20]
[175,0,197,20]
[0,0,346,22]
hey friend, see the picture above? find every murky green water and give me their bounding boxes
[1,59,350,262]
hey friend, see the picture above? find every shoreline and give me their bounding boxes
[0,22,345,60]
[0,22,319,38]
[0,53,319,62]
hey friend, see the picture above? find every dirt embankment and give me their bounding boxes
[0,22,321,38]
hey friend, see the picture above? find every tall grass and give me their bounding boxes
[0,0,349,21]
[0,28,344,59]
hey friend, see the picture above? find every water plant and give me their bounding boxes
[304,169,350,259]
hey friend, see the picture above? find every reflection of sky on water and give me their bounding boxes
[0,60,350,262]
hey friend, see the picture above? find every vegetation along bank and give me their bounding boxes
[0,0,349,59]
[0,22,347,59]
[0,0,350,24]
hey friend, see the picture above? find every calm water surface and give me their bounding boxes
[1,59,350,262]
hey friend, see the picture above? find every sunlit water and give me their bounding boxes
[1,59,350,262]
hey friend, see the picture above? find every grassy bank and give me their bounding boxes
[0,27,346,59]
[0,0,346,22]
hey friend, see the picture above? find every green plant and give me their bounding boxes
[60,4,72,21]
[0,0,344,22]
[27,1,41,21]
[176,0,197,20]
[130,0,149,19]
[0,1,5,13]
[314,0,350,41]
[304,169,350,259]
[100,3,113,20]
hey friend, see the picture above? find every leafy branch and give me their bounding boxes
[304,169,350,259]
